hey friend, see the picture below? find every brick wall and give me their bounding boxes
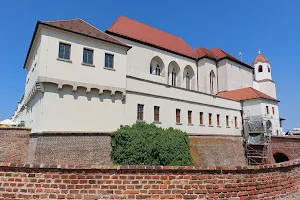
[190,135,247,166]
[32,133,112,165]
[271,136,300,161]
[0,127,31,163]
[0,160,300,199]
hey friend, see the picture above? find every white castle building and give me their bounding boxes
[12,16,284,135]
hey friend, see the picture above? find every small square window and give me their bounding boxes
[83,48,93,65]
[105,53,114,68]
[58,43,71,60]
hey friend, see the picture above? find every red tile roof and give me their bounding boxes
[253,54,269,63]
[106,16,197,58]
[41,18,130,48]
[217,87,279,102]
[106,16,252,68]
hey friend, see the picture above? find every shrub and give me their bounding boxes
[111,122,193,166]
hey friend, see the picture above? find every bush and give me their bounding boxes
[111,122,193,166]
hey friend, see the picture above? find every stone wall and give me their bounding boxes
[0,127,31,163]
[31,133,112,165]
[0,160,300,199]
[189,135,247,167]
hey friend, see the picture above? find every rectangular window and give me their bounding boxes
[188,111,192,124]
[176,109,181,124]
[217,114,220,126]
[266,106,269,114]
[200,112,203,125]
[58,42,71,60]
[235,117,238,128]
[209,113,212,126]
[137,104,144,121]
[154,106,160,122]
[105,53,114,68]
[226,115,229,127]
[272,107,275,115]
[83,48,93,65]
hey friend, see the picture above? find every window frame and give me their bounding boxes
[234,117,238,128]
[155,65,161,76]
[217,114,220,126]
[209,113,212,126]
[105,53,114,69]
[83,48,94,65]
[137,104,144,121]
[266,106,269,114]
[226,115,229,127]
[258,65,263,73]
[171,69,176,86]
[188,110,192,124]
[176,109,181,124]
[58,42,71,60]
[200,112,203,125]
[272,107,275,115]
[154,106,160,122]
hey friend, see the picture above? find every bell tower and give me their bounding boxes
[252,49,277,99]
[253,49,272,81]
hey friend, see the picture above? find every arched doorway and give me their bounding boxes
[273,153,289,163]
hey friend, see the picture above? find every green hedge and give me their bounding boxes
[111,122,193,166]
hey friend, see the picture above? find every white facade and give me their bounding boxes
[12,18,283,136]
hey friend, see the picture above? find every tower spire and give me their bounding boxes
[258,45,261,55]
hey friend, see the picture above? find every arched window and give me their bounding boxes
[171,69,176,86]
[186,72,190,90]
[156,65,161,76]
[268,67,271,73]
[210,71,215,94]
[150,64,153,74]
[258,65,263,72]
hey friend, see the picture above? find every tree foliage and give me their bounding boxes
[111,122,193,166]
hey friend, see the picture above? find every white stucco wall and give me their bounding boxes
[38,26,128,90]
[113,37,198,91]
[253,62,272,81]
[217,59,253,92]
[197,58,217,94]
[39,84,125,132]
[125,77,242,135]
[258,81,277,99]
[242,99,281,135]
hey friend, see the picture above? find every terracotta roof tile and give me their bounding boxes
[41,18,130,47]
[195,47,215,60]
[253,54,269,63]
[217,87,279,102]
[106,16,197,58]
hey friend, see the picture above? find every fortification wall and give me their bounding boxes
[0,127,31,163]
[0,160,299,199]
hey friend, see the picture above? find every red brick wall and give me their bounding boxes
[271,136,300,161]
[0,127,31,163]
[0,160,299,199]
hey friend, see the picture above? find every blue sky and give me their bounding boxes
[1,0,299,130]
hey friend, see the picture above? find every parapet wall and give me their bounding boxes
[0,160,300,199]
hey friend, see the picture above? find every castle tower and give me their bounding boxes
[252,49,277,98]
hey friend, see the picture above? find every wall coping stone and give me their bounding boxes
[0,127,31,131]
[31,131,112,136]
[1,159,300,172]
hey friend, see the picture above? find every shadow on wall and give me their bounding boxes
[273,152,289,163]
[46,83,124,103]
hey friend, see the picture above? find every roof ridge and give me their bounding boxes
[77,18,129,47]
[42,18,81,23]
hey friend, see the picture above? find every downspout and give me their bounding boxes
[240,100,245,138]
[196,59,199,91]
